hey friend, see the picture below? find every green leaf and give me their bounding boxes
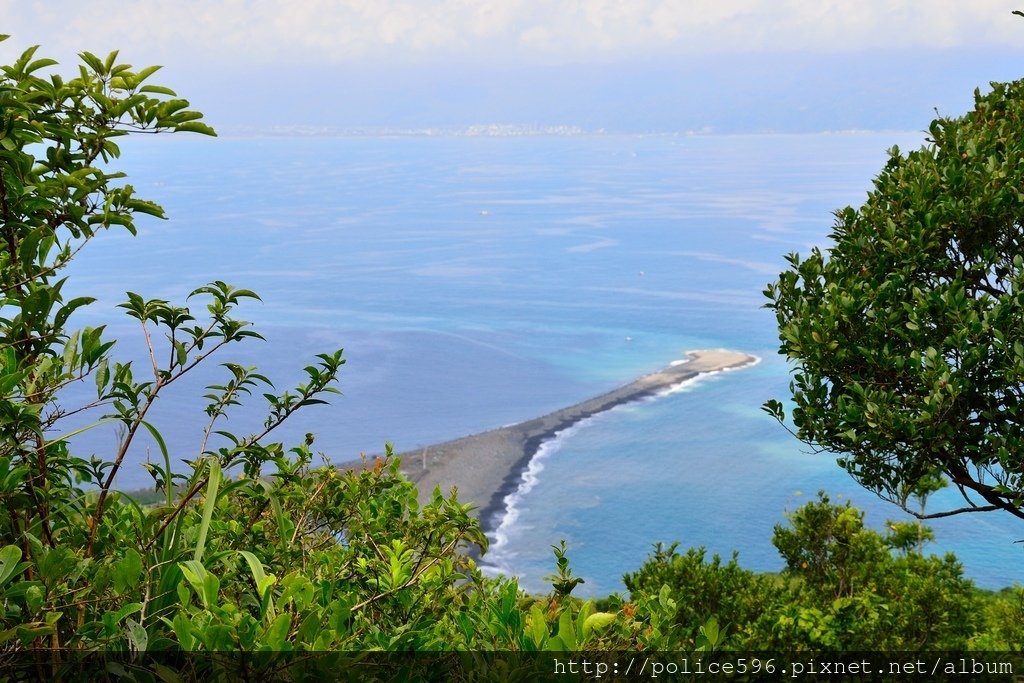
[25,58,58,74]
[170,612,194,649]
[15,623,55,645]
[174,122,216,136]
[583,611,615,636]
[527,604,548,649]
[201,572,220,610]
[178,560,208,605]
[125,617,148,652]
[153,663,183,683]
[176,580,191,608]
[102,603,143,634]
[113,548,144,593]
[0,545,26,588]
[263,613,291,650]
[575,599,593,642]
[542,634,567,652]
[193,458,221,563]
[174,341,188,368]
[36,547,77,584]
[139,84,176,96]
[239,550,277,621]
[79,51,105,75]
[125,198,166,218]
[25,584,44,612]
[556,610,576,651]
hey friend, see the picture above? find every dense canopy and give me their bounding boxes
[766,80,1024,520]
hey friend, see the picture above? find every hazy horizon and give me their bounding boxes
[4,2,1024,134]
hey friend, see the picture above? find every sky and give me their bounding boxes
[3,1,1024,132]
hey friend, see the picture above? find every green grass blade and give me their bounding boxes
[192,459,221,563]
[139,419,174,508]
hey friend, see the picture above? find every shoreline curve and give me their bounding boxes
[396,349,759,535]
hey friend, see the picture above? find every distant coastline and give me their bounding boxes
[397,349,759,537]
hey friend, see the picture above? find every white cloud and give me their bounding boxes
[1,0,1021,68]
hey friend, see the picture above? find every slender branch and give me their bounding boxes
[290,477,331,545]
[4,499,32,580]
[42,396,109,425]
[363,529,387,563]
[0,171,24,295]
[98,320,244,544]
[198,375,241,458]
[31,433,54,547]
[145,367,338,550]
[892,501,1001,519]
[242,498,270,536]
[141,322,160,379]
[142,476,206,552]
[0,166,11,224]
[167,327,176,373]
[349,536,464,615]
[947,460,1024,520]
[85,386,161,555]
[406,531,435,585]
[164,336,232,386]
[0,235,91,295]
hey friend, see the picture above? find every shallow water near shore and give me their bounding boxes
[62,132,1024,593]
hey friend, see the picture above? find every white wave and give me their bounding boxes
[658,351,762,397]
[480,419,594,577]
[654,374,708,397]
[479,348,761,577]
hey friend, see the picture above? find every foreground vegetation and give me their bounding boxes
[1,36,1024,679]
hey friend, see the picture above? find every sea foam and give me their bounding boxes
[481,350,762,578]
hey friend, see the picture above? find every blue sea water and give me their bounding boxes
[63,132,1024,594]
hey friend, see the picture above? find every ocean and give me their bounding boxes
[62,131,1024,595]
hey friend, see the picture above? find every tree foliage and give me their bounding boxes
[622,542,772,648]
[765,79,1024,520]
[622,494,984,652]
[763,493,978,650]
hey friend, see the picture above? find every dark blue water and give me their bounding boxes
[61,132,1023,594]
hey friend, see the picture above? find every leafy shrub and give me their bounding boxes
[622,542,776,648]
[755,493,978,650]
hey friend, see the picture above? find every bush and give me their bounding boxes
[754,493,978,650]
[622,542,777,648]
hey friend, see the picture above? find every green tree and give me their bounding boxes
[754,494,977,650]
[771,494,888,602]
[764,79,1024,520]
[971,586,1024,650]
[0,36,354,651]
[620,495,980,651]
[0,38,220,554]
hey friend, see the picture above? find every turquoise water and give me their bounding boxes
[63,132,1023,593]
